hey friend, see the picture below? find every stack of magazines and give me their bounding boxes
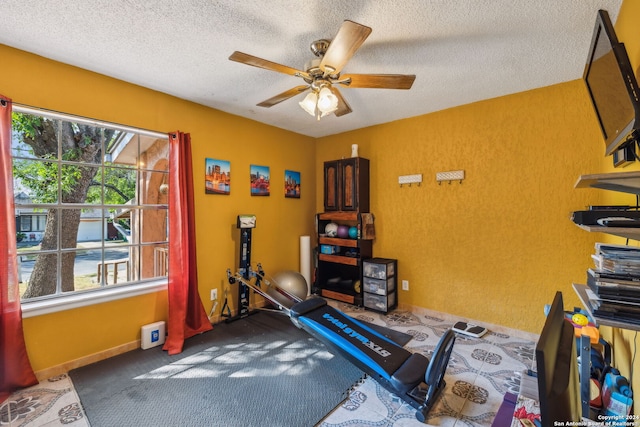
[587,243,640,325]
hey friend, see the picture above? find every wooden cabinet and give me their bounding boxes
[324,157,370,212]
[316,212,373,306]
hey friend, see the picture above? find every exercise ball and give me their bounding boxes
[325,222,338,237]
[348,226,358,239]
[337,225,349,238]
[267,270,308,308]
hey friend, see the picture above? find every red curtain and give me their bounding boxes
[163,131,212,355]
[0,95,38,402]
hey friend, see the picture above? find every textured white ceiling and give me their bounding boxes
[0,0,623,137]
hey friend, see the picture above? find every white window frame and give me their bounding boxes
[13,105,169,317]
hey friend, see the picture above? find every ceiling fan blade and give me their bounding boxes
[339,74,416,90]
[331,87,352,117]
[229,51,310,79]
[257,85,310,108]
[320,20,372,75]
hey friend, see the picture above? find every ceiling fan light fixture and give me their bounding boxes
[317,87,338,115]
[299,92,318,116]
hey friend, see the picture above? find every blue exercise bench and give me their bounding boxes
[227,269,455,423]
[289,297,455,423]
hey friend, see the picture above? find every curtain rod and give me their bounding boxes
[12,103,168,140]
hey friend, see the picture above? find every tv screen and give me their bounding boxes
[583,9,640,156]
[535,292,582,427]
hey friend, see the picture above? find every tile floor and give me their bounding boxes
[318,302,538,426]
[1,302,538,427]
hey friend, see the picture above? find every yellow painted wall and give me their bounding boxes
[316,80,604,334]
[0,44,316,373]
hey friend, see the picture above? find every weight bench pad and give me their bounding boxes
[390,352,429,394]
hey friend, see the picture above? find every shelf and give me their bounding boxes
[318,211,359,221]
[321,289,357,304]
[574,171,640,195]
[318,254,359,266]
[319,236,358,248]
[574,224,640,240]
[572,283,640,332]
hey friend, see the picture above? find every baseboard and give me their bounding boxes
[34,340,140,381]
[36,301,271,381]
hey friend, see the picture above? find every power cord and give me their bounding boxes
[630,331,637,391]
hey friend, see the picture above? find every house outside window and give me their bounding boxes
[12,108,169,303]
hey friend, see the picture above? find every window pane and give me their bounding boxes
[103,165,136,206]
[59,120,106,165]
[101,244,132,285]
[107,132,138,166]
[141,244,168,280]
[18,251,58,298]
[76,208,106,242]
[61,164,101,204]
[13,158,59,204]
[11,112,59,159]
[140,207,168,244]
[72,249,101,292]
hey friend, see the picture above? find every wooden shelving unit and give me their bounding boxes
[316,159,373,306]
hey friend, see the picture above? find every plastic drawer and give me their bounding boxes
[363,258,396,279]
[363,291,396,312]
[363,276,395,295]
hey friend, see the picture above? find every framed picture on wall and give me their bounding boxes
[250,164,270,196]
[285,170,300,198]
[205,158,230,195]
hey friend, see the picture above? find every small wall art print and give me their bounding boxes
[205,158,230,195]
[285,170,300,198]
[250,164,270,196]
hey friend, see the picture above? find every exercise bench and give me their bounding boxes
[227,270,456,423]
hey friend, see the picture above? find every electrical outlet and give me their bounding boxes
[402,280,409,291]
[210,289,218,301]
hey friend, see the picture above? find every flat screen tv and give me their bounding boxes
[583,9,640,156]
[535,291,582,427]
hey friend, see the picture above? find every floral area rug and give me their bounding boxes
[0,374,88,427]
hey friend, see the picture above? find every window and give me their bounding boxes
[17,214,46,232]
[12,109,169,304]
[20,215,31,231]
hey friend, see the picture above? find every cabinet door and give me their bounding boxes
[340,157,369,212]
[324,161,340,211]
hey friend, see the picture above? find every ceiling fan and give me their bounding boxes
[229,20,416,120]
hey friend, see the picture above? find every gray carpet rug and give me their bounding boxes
[69,311,365,427]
